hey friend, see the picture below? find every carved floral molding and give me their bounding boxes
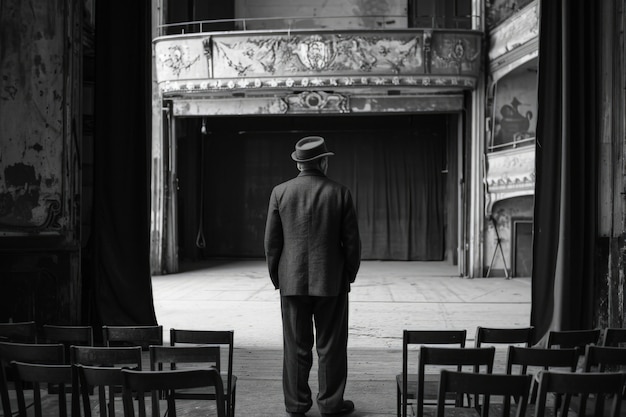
[154,29,481,94]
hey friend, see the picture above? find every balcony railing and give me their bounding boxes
[487,136,535,152]
[157,15,481,36]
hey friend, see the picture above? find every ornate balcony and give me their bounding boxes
[484,141,536,215]
[153,27,482,97]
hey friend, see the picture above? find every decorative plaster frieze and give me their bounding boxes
[484,145,536,215]
[283,91,349,113]
[154,29,482,95]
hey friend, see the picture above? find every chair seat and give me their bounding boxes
[396,373,458,403]
[487,401,557,417]
[172,374,237,398]
[567,394,626,417]
[438,408,480,417]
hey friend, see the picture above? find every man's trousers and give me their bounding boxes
[280,293,349,414]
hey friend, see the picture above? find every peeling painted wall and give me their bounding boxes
[0,0,66,231]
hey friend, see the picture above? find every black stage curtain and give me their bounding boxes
[86,0,156,326]
[531,0,598,344]
[183,120,446,261]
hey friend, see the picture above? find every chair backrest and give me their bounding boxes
[403,330,467,348]
[75,364,130,417]
[11,361,73,417]
[436,370,532,417]
[534,371,625,417]
[417,346,495,417]
[0,321,37,343]
[43,325,94,364]
[506,346,579,374]
[150,345,220,371]
[71,346,143,368]
[601,328,626,347]
[169,329,234,376]
[546,329,601,353]
[402,330,467,377]
[474,326,534,347]
[0,341,65,365]
[102,326,163,351]
[583,345,626,372]
[121,369,226,417]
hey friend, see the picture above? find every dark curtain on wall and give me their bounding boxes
[85,0,156,326]
[179,117,446,261]
[531,0,598,344]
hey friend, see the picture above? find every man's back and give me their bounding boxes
[265,169,360,296]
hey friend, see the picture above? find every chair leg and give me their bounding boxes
[230,388,236,417]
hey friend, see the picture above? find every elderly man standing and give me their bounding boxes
[264,136,362,417]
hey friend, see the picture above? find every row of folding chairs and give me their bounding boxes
[0,324,236,417]
[0,322,162,348]
[477,326,626,350]
[434,369,625,417]
[397,326,626,417]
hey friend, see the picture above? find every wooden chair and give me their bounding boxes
[576,345,626,414]
[601,328,626,347]
[11,361,73,417]
[71,346,144,417]
[169,329,236,417]
[407,346,495,417]
[149,345,223,417]
[0,342,65,417]
[534,371,625,417]
[0,321,37,343]
[504,346,579,416]
[474,327,534,348]
[75,364,141,417]
[436,370,532,417]
[472,325,535,411]
[121,369,226,417]
[397,329,467,417]
[42,325,94,363]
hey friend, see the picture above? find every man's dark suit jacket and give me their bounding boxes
[264,169,361,296]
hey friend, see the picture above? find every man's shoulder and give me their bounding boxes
[274,174,349,192]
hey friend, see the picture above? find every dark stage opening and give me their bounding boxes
[175,114,460,264]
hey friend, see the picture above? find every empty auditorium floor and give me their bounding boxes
[151,259,531,416]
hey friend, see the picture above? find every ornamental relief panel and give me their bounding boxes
[154,30,482,94]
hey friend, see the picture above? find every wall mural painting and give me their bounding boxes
[491,66,537,149]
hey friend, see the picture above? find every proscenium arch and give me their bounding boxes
[150,93,471,276]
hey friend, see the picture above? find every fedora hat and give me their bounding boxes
[291,136,335,162]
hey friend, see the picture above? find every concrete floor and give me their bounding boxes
[151,259,531,417]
